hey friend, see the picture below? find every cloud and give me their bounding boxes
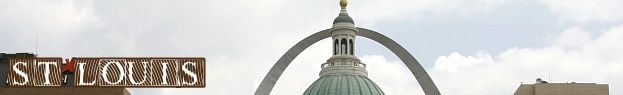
[1,0,335,95]
[429,24,623,94]
[300,23,623,95]
[360,55,425,95]
[2,0,621,95]
[434,51,494,73]
[551,26,593,48]
[344,0,508,27]
[0,0,99,56]
[538,0,623,23]
[354,24,623,95]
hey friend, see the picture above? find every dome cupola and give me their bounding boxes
[332,0,354,24]
[303,0,385,95]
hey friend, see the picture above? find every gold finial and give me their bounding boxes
[340,0,348,7]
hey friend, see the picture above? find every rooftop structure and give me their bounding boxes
[514,78,609,95]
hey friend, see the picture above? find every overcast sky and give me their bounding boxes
[1,0,622,95]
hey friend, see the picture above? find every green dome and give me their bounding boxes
[303,74,385,95]
[333,13,354,24]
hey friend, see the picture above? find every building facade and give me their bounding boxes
[514,78,608,95]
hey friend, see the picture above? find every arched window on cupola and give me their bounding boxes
[349,39,353,55]
[334,39,339,55]
[341,38,347,54]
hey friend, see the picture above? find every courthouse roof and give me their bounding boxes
[303,74,384,95]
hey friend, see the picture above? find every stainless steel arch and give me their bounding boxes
[254,27,440,95]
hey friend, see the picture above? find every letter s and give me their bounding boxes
[13,62,28,85]
[181,62,197,85]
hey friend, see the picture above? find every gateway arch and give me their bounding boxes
[254,27,441,95]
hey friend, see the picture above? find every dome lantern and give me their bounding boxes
[303,0,385,95]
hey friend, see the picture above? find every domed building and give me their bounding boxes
[303,0,385,95]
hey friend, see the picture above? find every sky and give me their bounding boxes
[1,0,622,95]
